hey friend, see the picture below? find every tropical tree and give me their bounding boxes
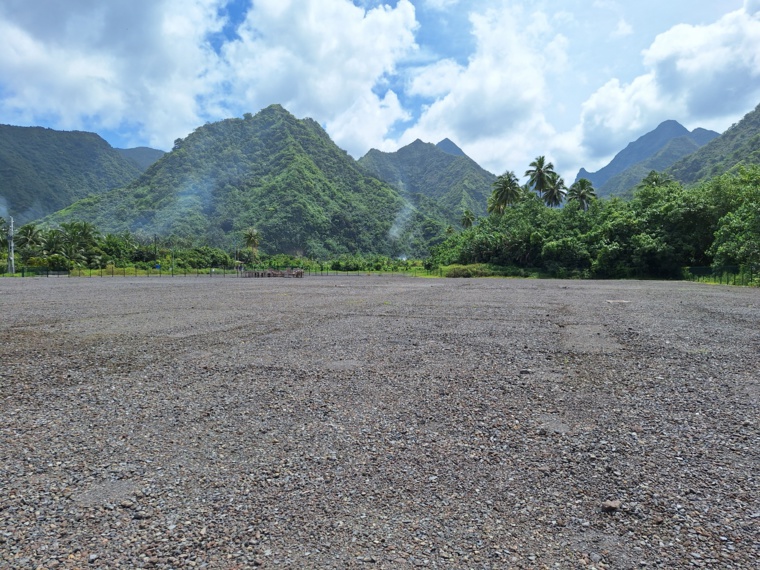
[567,178,597,211]
[15,223,45,255]
[243,227,261,262]
[490,170,522,214]
[543,172,567,207]
[639,170,675,189]
[460,209,475,229]
[525,156,556,197]
[101,232,137,265]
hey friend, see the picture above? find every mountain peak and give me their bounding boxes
[575,119,709,190]
[436,138,466,157]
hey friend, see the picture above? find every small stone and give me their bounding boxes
[88,554,99,564]
[601,499,622,512]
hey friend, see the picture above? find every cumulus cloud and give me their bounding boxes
[611,18,633,38]
[0,0,225,148]
[579,3,760,158]
[397,4,568,173]
[220,0,418,156]
[0,0,419,153]
[424,0,460,10]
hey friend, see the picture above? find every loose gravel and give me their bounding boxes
[1,276,758,569]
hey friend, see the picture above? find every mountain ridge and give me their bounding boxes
[46,105,448,257]
[358,138,495,223]
[0,125,144,224]
[576,120,719,195]
[668,103,760,184]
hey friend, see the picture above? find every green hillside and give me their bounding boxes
[358,139,495,224]
[116,147,166,171]
[598,136,701,197]
[669,103,760,184]
[0,125,142,224]
[48,105,445,257]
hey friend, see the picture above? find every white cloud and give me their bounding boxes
[397,4,568,173]
[424,0,460,10]
[220,0,418,156]
[611,18,633,38]
[407,59,464,98]
[327,90,409,155]
[579,3,760,158]
[0,0,225,148]
[0,0,419,154]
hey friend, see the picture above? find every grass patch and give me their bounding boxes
[441,264,538,278]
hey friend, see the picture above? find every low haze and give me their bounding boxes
[1,0,758,180]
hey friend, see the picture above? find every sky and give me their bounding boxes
[1,0,759,181]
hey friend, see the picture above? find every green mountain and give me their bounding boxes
[668,103,760,184]
[436,138,467,157]
[0,125,142,224]
[47,105,446,257]
[358,139,496,224]
[576,120,718,195]
[598,135,702,197]
[116,147,166,171]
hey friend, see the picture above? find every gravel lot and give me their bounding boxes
[1,276,758,569]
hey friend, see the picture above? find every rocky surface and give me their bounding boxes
[1,276,757,569]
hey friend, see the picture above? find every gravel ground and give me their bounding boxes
[1,275,758,569]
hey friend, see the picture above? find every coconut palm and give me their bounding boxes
[567,178,596,211]
[460,209,475,229]
[243,227,261,263]
[639,170,675,189]
[15,223,45,259]
[490,170,521,214]
[525,155,556,197]
[543,172,567,207]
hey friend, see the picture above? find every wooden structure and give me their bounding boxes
[244,268,304,278]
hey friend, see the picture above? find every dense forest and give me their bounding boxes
[428,164,760,278]
[3,163,758,279]
[0,125,143,224]
[43,106,450,258]
[3,103,760,280]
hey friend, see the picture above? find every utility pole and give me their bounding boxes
[7,217,15,275]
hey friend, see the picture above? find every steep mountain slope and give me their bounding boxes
[598,135,702,197]
[358,139,495,223]
[576,120,719,193]
[668,103,760,184]
[436,138,467,157]
[116,147,166,171]
[48,105,443,257]
[0,125,142,224]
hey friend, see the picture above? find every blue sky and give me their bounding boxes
[1,0,759,180]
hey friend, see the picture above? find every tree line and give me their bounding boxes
[0,220,423,274]
[3,161,759,279]
[435,159,760,278]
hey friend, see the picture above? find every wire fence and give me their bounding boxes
[2,265,442,279]
[683,265,758,286]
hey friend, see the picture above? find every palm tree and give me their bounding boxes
[525,155,556,197]
[567,178,596,211]
[460,209,475,229]
[490,170,521,213]
[243,227,261,263]
[15,223,45,259]
[639,170,674,189]
[543,172,567,207]
[42,228,64,258]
